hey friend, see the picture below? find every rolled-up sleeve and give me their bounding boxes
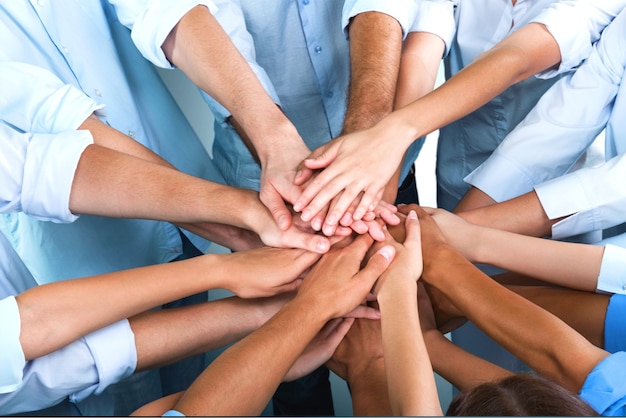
[109,0,218,69]
[532,0,625,78]
[0,297,26,395]
[0,320,136,414]
[342,0,418,39]
[580,352,626,416]
[409,0,457,55]
[535,153,626,240]
[1,123,93,223]
[0,62,103,134]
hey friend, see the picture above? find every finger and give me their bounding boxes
[403,209,421,247]
[334,225,354,237]
[349,220,369,235]
[301,144,338,170]
[260,189,293,231]
[273,278,304,295]
[352,188,382,222]
[361,220,386,242]
[322,187,363,235]
[353,244,395,290]
[344,305,381,320]
[310,205,329,232]
[285,229,331,254]
[293,171,347,217]
[294,165,315,186]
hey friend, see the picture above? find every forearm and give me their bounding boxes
[70,144,269,232]
[132,296,274,371]
[422,329,512,392]
[459,190,556,236]
[171,300,326,416]
[163,5,300,164]
[347,358,393,416]
[468,222,604,292]
[383,23,562,144]
[423,247,606,392]
[16,254,223,359]
[378,281,442,416]
[341,12,403,134]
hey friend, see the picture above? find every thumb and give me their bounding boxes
[260,188,293,231]
[303,143,339,170]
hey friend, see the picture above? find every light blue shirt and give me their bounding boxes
[205,0,454,191]
[0,0,224,284]
[0,233,136,415]
[580,351,626,416]
[436,0,624,210]
[467,7,626,240]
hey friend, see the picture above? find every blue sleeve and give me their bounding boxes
[163,409,186,416]
[579,351,626,416]
[605,294,626,353]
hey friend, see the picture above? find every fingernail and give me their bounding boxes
[312,218,322,231]
[408,210,418,220]
[316,240,329,253]
[326,213,338,226]
[278,215,288,229]
[293,202,303,212]
[379,246,395,261]
[301,209,312,221]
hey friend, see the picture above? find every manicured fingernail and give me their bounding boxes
[379,246,395,261]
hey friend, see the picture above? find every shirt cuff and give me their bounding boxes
[580,352,626,416]
[0,297,26,394]
[342,0,418,39]
[409,0,457,56]
[531,6,592,79]
[22,131,94,223]
[596,244,626,295]
[124,1,218,68]
[534,174,596,240]
[465,152,537,203]
[605,294,626,353]
[70,320,137,403]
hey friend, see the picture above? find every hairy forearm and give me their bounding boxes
[163,5,300,164]
[342,12,403,134]
[171,300,326,416]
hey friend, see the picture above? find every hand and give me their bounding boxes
[284,318,355,382]
[292,124,405,232]
[218,247,322,298]
[405,205,480,261]
[326,316,384,382]
[372,209,423,296]
[294,234,395,321]
[259,142,308,231]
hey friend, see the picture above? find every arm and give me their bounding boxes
[162,5,309,231]
[16,245,321,360]
[413,205,609,393]
[419,206,604,292]
[375,210,443,415]
[293,22,561,222]
[156,233,395,416]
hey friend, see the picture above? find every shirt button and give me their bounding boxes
[302,0,309,4]
[315,46,322,54]
[622,284,626,291]
[326,91,334,98]
[494,113,505,121]
[128,131,136,138]
[95,89,102,97]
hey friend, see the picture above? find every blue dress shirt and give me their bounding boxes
[204,0,455,191]
[436,0,625,210]
[0,1,224,284]
[580,351,626,416]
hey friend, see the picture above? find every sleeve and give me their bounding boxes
[596,244,626,295]
[199,0,281,123]
[0,122,93,223]
[531,0,626,78]
[0,297,26,395]
[534,153,626,240]
[341,0,419,39]
[0,320,136,414]
[579,351,626,416]
[465,12,625,202]
[408,0,457,56]
[0,62,103,134]
[108,0,218,69]
[604,294,626,353]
